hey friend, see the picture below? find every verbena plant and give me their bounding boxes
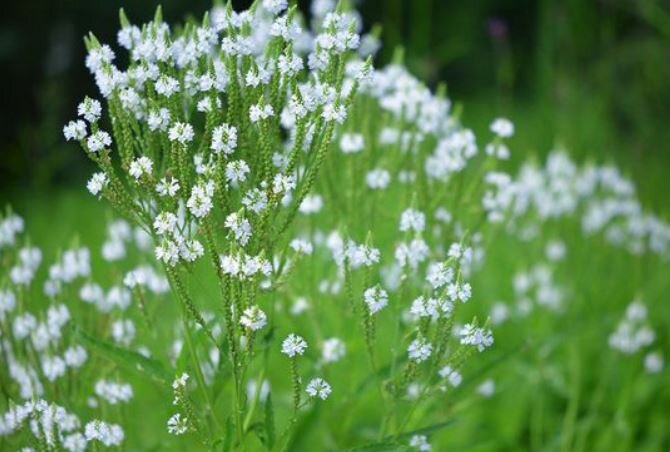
[1,0,669,451]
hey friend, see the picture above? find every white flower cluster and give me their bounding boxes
[94,380,134,405]
[458,323,494,352]
[306,378,332,400]
[491,151,670,257]
[0,212,24,249]
[363,286,388,314]
[408,337,433,363]
[281,334,308,357]
[512,263,564,314]
[608,300,656,354]
[219,252,272,280]
[0,399,123,450]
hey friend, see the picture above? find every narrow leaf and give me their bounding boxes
[73,325,171,383]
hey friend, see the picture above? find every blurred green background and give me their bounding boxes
[1,0,669,209]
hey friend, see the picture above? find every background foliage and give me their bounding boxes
[2,0,670,206]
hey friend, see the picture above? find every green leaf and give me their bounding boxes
[265,394,275,450]
[153,5,163,24]
[388,419,457,441]
[119,8,130,28]
[248,422,267,444]
[222,417,234,452]
[73,325,171,383]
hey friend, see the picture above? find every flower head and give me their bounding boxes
[306,377,332,400]
[281,334,308,357]
[240,306,267,331]
[363,286,388,314]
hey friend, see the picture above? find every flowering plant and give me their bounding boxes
[1,1,668,451]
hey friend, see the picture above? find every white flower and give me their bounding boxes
[242,188,269,213]
[156,177,180,197]
[363,286,388,314]
[155,240,180,266]
[13,312,37,339]
[41,355,67,381]
[179,239,204,262]
[609,300,655,354]
[153,212,178,236]
[410,296,440,319]
[64,345,88,368]
[85,44,115,73]
[299,194,323,214]
[290,238,313,255]
[476,379,495,397]
[271,16,302,41]
[187,181,214,218]
[241,380,269,409]
[0,289,16,320]
[272,174,296,195]
[399,208,426,232]
[155,75,180,97]
[220,254,241,276]
[409,434,432,451]
[485,142,510,160]
[278,53,303,76]
[63,119,87,141]
[111,319,135,345]
[240,306,267,331]
[545,240,566,261]
[249,103,274,122]
[62,433,87,452]
[172,373,190,391]
[281,334,308,357]
[490,117,514,138]
[644,352,664,374]
[321,337,346,363]
[86,130,112,152]
[408,338,433,363]
[224,212,252,246]
[77,97,102,122]
[395,238,429,269]
[245,69,264,87]
[211,123,238,155]
[426,262,454,289]
[84,420,124,447]
[167,413,189,435]
[343,241,380,268]
[262,0,288,14]
[148,108,171,131]
[446,282,472,303]
[128,156,153,180]
[366,168,391,190]
[322,104,346,123]
[438,365,462,387]
[168,122,195,144]
[87,172,108,196]
[290,297,310,315]
[435,207,452,224]
[490,302,509,325]
[225,160,250,184]
[340,133,364,154]
[459,324,493,352]
[95,379,133,404]
[306,378,332,400]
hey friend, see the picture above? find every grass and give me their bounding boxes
[3,101,669,450]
